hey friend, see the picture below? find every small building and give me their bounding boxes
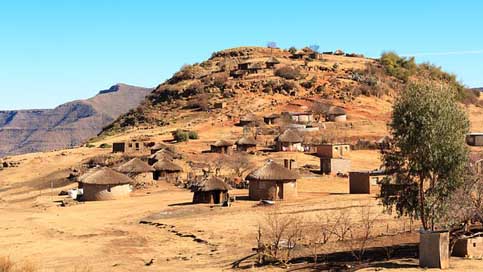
[150,142,177,155]
[148,149,178,165]
[282,111,314,124]
[453,236,483,258]
[210,140,234,154]
[320,158,351,175]
[117,158,155,185]
[239,113,260,127]
[235,136,257,152]
[191,176,232,204]
[238,61,251,70]
[327,106,347,122]
[112,140,149,154]
[214,102,226,109]
[265,57,280,69]
[247,63,264,74]
[263,113,280,125]
[230,69,247,79]
[466,133,483,146]
[316,143,350,159]
[152,159,183,181]
[292,50,307,59]
[349,170,387,194]
[276,129,303,152]
[78,167,134,201]
[247,160,298,201]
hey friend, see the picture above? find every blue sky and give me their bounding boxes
[1,1,482,110]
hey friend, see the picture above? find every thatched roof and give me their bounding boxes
[191,176,232,192]
[153,159,183,172]
[78,167,134,185]
[264,113,280,119]
[248,62,264,69]
[276,129,303,143]
[240,113,259,122]
[117,158,154,174]
[328,106,346,115]
[211,140,234,147]
[236,136,257,146]
[266,57,280,64]
[149,149,176,161]
[247,160,299,181]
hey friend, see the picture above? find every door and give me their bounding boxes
[277,183,284,200]
[212,191,221,204]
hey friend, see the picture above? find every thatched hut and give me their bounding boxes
[265,57,280,69]
[78,167,134,201]
[235,136,257,152]
[210,140,234,154]
[191,176,232,204]
[247,160,298,201]
[150,142,177,155]
[117,158,155,185]
[239,113,260,127]
[263,113,280,125]
[327,106,347,122]
[148,148,179,165]
[276,129,303,152]
[152,159,183,181]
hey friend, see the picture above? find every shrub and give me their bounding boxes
[288,47,297,54]
[86,144,96,148]
[99,143,111,149]
[275,66,302,80]
[173,129,189,142]
[380,51,416,82]
[188,131,198,139]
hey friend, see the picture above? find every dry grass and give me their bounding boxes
[0,257,36,272]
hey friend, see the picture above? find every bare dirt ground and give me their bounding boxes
[0,96,482,271]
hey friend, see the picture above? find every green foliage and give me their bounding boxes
[380,52,417,82]
[86,144,96,148]
[173,129,198,142]
[99,143,112,148]
[380,81,469,231]
[288,47,297,54]
[188,131,198,139]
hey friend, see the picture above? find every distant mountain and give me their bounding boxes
[471,87,483,92]
[0,83,152,157]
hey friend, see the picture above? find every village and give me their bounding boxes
[0,45,482,271]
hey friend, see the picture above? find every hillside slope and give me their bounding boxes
[0,83,152,157]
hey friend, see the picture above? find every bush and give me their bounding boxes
[288,46,297,54]
[188,131,198,139]
[380,51,417,82]
[173,129,189,142]
[86,144,96,148]
[275,66,302,80]
[99,143,112,149]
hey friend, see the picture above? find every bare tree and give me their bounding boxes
[226,152,255,178]
[304,214,334,264]
[346,205,378,263]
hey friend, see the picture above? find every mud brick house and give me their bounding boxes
[247,160,298,201]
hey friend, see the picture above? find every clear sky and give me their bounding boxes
[1,1,482,110]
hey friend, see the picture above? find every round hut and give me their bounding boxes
[152,159,183,181]
[276,129,303,152]
[327,106,347,122]
[239,113,260,127]
[247,160,299,201]
[78,167,134,201]
[150,142,176,155]
[210,140,234,154]
[117,158,155,185]
[148,148,178,165]
[265,56,280,69]
[235,136,257,152]
[191,176,232,204]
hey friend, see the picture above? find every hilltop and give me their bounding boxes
[0,83,152,157]
[101,46,481,137]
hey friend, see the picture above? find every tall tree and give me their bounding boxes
[380,82,469,231]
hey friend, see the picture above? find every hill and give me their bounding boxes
[101,47,480,136]
[0,83,152,157]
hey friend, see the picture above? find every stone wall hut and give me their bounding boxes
[276,129,303,152]
[112,140,149,154]
[263,113,280,125]
[265,57,280,69]
[247,160,298,201]
[327,106,347,122]
[236,136,257,152]
[191,176,232,204]
[210,140,234,154]
[78,167,134,201]
[152,159,183,181]
[349,170,387,194]
[283,111,314,124]
[117,158,155,185]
